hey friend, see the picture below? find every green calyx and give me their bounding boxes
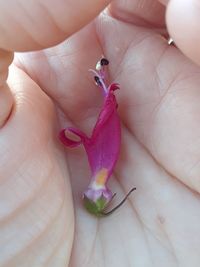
[83,195,108,217]
[83,187,136,217]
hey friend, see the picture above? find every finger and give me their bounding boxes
[166,0,200,66]
[0,66,74,266]
[159,0,169,4]
[0,50,14,128]
[15,23,104,133]
[18,12,200,195]
[97,14,200,193]
[0,0,112,51]
[109,0,166,28]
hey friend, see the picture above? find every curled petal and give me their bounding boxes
[59,127,87,148]
[109,83,120,92]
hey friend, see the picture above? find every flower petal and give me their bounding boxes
[82,87,121,180]
[59,87,120,181]
[59,127,87,148]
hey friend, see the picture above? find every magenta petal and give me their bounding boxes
[109,83,120,92]
[59,86,120,181]
[83,89,120,180]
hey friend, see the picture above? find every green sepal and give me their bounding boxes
[83,195,108,217]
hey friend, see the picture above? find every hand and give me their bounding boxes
[1,0,200,266]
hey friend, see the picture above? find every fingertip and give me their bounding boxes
[159,0,169,5]
[166,0,200,66]
[0,0,112,52]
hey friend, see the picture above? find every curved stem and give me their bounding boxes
[101,187,136,216]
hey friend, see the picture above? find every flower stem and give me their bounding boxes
[101,187,136,216]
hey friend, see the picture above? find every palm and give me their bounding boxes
[3,2,200,267]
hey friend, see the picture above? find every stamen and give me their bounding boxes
[89,69,108,94]
[100,58,109,66]
[96,61,102,71]
[94,76,102,86]
[101,187,136,216]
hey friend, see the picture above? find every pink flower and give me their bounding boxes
[59,58,135,216]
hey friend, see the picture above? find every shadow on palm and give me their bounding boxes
[17,12,200,267]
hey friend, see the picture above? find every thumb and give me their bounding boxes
[0,50,14,128]
[0,0,111,125]
[166,0,200,66]
[0,0,111,52]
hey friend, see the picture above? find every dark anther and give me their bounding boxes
[94,76,102,86]
[100,58,109,66]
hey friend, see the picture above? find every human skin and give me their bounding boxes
[1,0,200,266]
